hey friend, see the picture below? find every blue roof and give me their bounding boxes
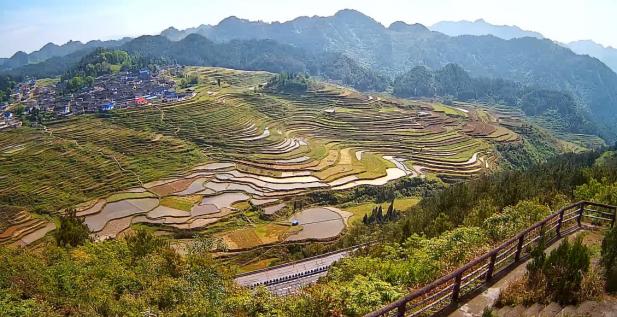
[100,102,114,111]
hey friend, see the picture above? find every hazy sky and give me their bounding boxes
[1,0,615,57]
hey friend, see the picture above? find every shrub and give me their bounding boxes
[54,209,90,247]
[578,267,604,300]
[542,237,590,305]
[601,226,617,293]
[483,200,550,241]
[500,236,593,306]
[125,228,168,259]
[482,307,497,317]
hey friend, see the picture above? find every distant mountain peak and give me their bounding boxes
[566,40,617,72]
[430,19,544,40]
[333,9,380,25]
[218,15,249,26]
[388,21,429,33]
[162,26,179,32]
[334,9,367,17]
[11,51,28,58]
[41,42,60,49]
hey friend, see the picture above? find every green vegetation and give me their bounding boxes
[0,75,16,103]
[343,197,419,224]
[0,231,236,316]
[179,73,199,88]
[393,64,598,136]
[60,48,161,93]
[361,200,399,225]
[499,236,603,306]
[265,72,313,93]
[4,11,617,143]
[160,195,202,212]
[601,226,617,293]
[0,146,615,316]
[0,118,205,213]
[537,237,591,305]
[0,67,615,315]
[311,53,388,91]
[53,209,90,247]
[106,192,155,203]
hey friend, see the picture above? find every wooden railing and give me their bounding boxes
[365,201,617,317]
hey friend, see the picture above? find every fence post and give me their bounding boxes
[452,273,462,303]
[486,252,497,281]
[396,302,406,317]
[577,202,584,228]
[612,207,616,228]
[514,234,524,262]
[556,208,565,237]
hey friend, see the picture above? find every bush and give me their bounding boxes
[125,228,168,259]
[500,236,592,306]
[543,237,591,305]
[482,307,497,317]
[601,226,617,293]
[54,209,90,247]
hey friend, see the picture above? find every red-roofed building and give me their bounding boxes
[134,96,147,106]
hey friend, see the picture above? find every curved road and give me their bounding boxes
[234,247,357,294]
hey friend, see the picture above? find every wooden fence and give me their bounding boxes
[364,201,617,317]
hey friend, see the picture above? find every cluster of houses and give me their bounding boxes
[9,67,193,120]
[0,107,21,131]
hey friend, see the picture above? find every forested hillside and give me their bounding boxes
[0,75,15,103]
[0,38,131,72]
[4,35,387,92]
[160,9,617,141]
[393,64,598,135]
[60,49,163,92]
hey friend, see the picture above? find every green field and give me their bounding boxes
[0,67,577,249]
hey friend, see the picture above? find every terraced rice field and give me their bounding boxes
[0,67,524,247]
[0,206,55,247]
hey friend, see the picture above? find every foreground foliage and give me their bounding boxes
[1,149,616,316]
[0,231,234,316]
[499,234,608,307]
[602,226,617,293]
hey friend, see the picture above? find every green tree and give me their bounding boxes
[125,228,168,260]
[54,209,90,247]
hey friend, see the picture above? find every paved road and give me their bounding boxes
[269,271,329,295]
[234,248,353,294]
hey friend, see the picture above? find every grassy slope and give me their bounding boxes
[0,117,206,212]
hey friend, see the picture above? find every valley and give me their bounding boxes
[1,5,617,316]
[0,66,539,252]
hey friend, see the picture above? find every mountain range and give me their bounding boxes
[2,9,617,141]
[566,40,617,74]
[153,10,617,140]
[0,38,131,72]
[430,19,544,40]
[428,19,617,73]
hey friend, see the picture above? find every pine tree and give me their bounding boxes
[376,206,383,223]
[386,199,395,221]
